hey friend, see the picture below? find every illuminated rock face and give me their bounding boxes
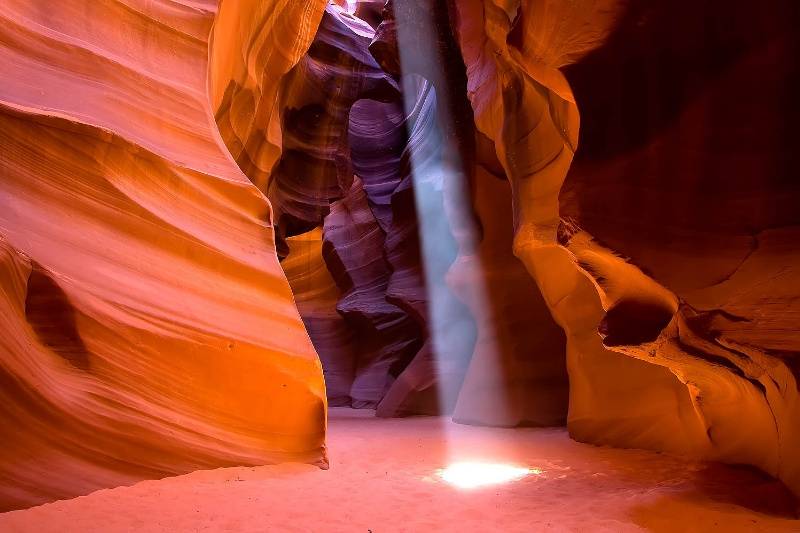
[257,2,568,420]
[0,0,327,511]
[453,0,800,496]
[267,6,399,258]
[558,0,800,494]
[2,0,798,512]
[216,1,799,499]
[260,5,429,409]
[361,0,567,425]
[284,228,356,406]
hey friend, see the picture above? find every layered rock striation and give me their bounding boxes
[453,0,800,495]
[0,0,327,511]
[3,0,798,511]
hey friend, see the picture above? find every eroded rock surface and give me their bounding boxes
[3,0,798,511]
[453,0,800,495]
[0,0,327,511]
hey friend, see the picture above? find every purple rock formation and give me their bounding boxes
[269,5,398,257]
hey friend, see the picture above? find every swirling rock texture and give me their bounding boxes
[210,0,328,196]
[247,1,568,420]
[351,78,475,416]
[258,4,426,409]
[365,82,476,417]
[367,0,570,426]
[267,6,399,257]
[283,228,356,406]
[454,0,703,456]
[453,0,800,496]
[322,177,423,407]
[3,0,799,512]
[0,0,327,511]
[558,0,800,494]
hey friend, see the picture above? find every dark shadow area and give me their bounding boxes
[25,264,91,371]
[599,300,674,347]
[562,0,800,243]
[689,463,798,519]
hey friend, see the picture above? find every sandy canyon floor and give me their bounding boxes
[0,408,797,532]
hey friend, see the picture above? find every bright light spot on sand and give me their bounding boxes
[438,462,539,489]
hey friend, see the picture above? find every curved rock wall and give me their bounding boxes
[323,177,423,407]
[560,0,800,493]
[369,82,477,417]
[453,0,800,495]
[0,0,327,511]
[4,0,797,510]
[369,0,570,425]
[262,5,432,410]
[210,0,327,193]
[268,6,399,256]
[451,166,568,427]
[253,2,569,423]
[284,228,356,406]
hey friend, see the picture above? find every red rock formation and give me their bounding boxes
[358,79,476,417]
[560,0,800,494]
[4,0,799,511]
[453,0,707,452]
[347,92,440,414]
[284,229,356,406]
[0,0,327,511]
[348,97,407,232]
[247,5,431,409]
[323,178,423,407]
[453,0,800,495]
[210,0,327,194]
[451,166,568,427]
[239,4,399,257]
[368,1,570,425]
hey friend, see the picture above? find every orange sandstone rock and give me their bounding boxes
[453,0,800,495]
[0,0,327,510]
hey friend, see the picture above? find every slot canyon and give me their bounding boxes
[0,0,799,531]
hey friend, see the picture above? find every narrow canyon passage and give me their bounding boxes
[270,1,570,424]
[1,0,800,530]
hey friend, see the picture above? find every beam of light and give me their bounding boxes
[392,3,510,455]
[438,462,541,489]
[341,0,358,14]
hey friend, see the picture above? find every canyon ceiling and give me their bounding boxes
[1,0,798,512]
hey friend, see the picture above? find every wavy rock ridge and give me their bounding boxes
[0,0,327,511]
[229,2,568,420]
[2,0,798,511]
[454,0,800,496]
[217,0,800,497]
